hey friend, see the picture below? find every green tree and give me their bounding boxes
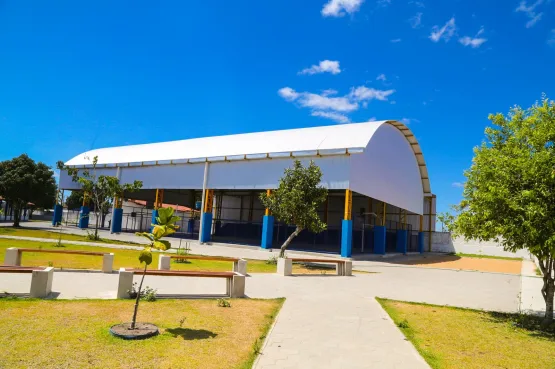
[58,156,142,240]
[65,191,83,210]
[260,160,328,258]
[132,207,180,329]
[451,97,555,326]
[0,154,57,227]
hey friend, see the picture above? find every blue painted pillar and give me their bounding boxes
[418,232,425,254]
[52,204,63,226]
[200,212,213,243]
[261,215,274,249]
[374,225,386,255]
[78,206,90,229]
[151,209,158,232]
[111,208,123,233]
[341,219,353,257]
[396,229,408,254]
[187,218,195,234]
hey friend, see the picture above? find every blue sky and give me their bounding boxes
[1,0,554,215]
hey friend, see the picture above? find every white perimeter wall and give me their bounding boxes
[431,233,530,258]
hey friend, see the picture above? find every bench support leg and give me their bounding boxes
[344,261,353,276]
[4,248,21,266]
[233,259,247,275]
[117,268,134,299]
[336,263,343,276]
[159,255,171,271]
[277,258,292,276]
[102,253,114,273]
[230,274,245,298]
[30,267,54,298]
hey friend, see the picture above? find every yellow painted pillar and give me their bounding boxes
[344,189,352,220]
[382,201,386,226]
[341,189,353,257]
[264,189,272,216]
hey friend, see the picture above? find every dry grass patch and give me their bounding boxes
[0,298,283,369]
[377,298,555,369]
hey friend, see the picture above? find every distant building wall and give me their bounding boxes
[430,232,530,258]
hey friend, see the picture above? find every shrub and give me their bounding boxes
[218,298,231,308]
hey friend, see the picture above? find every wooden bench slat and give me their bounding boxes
[290,258,345,264]
[17,249,104,256]
[125,269,235,278]
[0,266,45,273]
[169,255,239,262]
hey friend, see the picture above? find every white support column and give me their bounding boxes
[198,161,210,244]
[230,274,246,298]
[277,258,292,276]
[117,268,134,299]
[159,254,171,270]
[233,259,248,275]
[344,261,353,276]
[4,248,21,266]
[102,253,114,273]
[30,267,54,298]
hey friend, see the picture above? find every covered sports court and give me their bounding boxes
[56,120,436,257]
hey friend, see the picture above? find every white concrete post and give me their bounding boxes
[30,267,54,298]
[233,259,247,275]
[159,255,171,270]
[277,258,292,276]
[230,274,245,298]
[102,253,114,273]
[117,268,134,299]
[344,261,353,276]
[4,248,21,266]
[336,263,343,276]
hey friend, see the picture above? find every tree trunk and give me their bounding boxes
[130,263,148,329]
[538,256,554,327]
[12,205,21,227]
[279,226,302,258]
[94,211,100,240]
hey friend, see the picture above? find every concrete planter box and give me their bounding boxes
[277,258,292,276]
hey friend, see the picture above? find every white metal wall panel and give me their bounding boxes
[59,168,118,190]
[207,156,350,190]
[349,124,424,214]
[119,164,205,189]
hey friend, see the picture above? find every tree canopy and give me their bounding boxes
[260,160,328,257]
[0,154,57,226]
[450,97,555,326]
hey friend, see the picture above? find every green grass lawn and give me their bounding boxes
[454,252,523,261]
[0,226,143,246]
[377,298,555,369]
[0,298,284,369]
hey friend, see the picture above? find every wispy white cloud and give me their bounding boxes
[429,17,456,43]
[409,12,423,29]
[459,27,487,48]
[390,38,402,43]
[376,73,387,81]
[278,85,395,123]
[548,29,555,46]
[452,182,464,188]
[377,0,391,7]
[409,0,425,7]
[322,0,364,17]
[515,0,544,28]
[278,87,358,112]
[311,111,350,123]
[299,60,341,75]
[349,86,395,101]
[400,118,419,125]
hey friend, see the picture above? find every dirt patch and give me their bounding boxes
[396,255,522,274]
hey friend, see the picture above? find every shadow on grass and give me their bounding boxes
[484,311,555,340]
[165,327,218,340]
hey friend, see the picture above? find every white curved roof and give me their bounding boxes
[64,120,431,196]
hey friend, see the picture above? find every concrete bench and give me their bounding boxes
[0,265,54,298]
[4,247,114,273]
[158,254,247,275]
[117,268,245,299]
[277,258,352,276]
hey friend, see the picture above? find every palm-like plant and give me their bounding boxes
[130,207,181,329]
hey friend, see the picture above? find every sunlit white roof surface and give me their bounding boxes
[62,120,431,213]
